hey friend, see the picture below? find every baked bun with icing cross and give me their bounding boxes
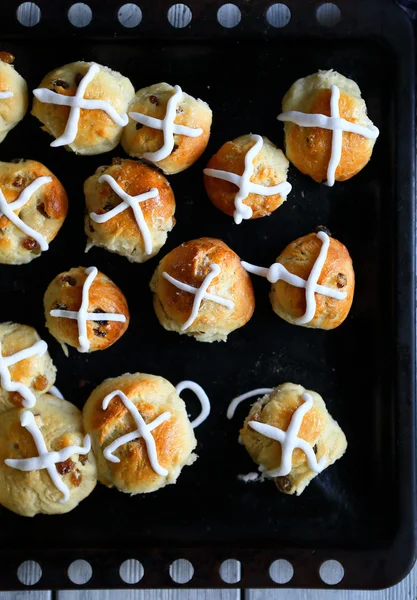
[31,61,135,155]
[0,394,97,516]
[150,237,255,342]
[0,52,28,143]
[44,266,129,354]
[204,134,291,224]
[83,373,210,494]
[84,158,176,263]
[121,82,212,175]
[242,227,354,330]
[228,382,347,496]
[0,159,68,265]
[0,322,56,414]
[277,70,379,185]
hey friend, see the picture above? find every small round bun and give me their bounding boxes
[84,158,176,263]
[281,70,377,183]
[31,61,135,155]
[150,237,255,342]
[0,394,97,516]
[44,267,130,353]
[83,373,197,494]
[240,382,347,495]
[270,230,354,329]
[204,135,290,220]
[0,53,28,143]
[122,82,212,174]
[0,159,68,265]
[0,322,56,414]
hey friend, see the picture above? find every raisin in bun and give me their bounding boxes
[0,394,97,516]
[0,322,56,414]
[122,82,212,174]
[204,134,291,223]
[83,373,197,494]
[84,158,176,263]
[269,229,354,329]
[240,382,347,496]
[0,52,28,143]
[44,266,130,354]
[278,70,379,184]
[150,237,255,342]
[0,159,68,265]
[32,61,134,155]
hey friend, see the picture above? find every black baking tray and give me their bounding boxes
[0,0,414,591]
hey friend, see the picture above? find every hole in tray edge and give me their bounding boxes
[169,558,194,584]
[266,3,291,28]
[16,2,41,26]
[319,559,344,585]
[316,2,342,27]
[17,561,42,586]
[119,559,145,584]
[269,559,294,584]
[68,559,93,585]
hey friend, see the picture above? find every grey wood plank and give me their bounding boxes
[58,591,240,599]
[0,593,51,600]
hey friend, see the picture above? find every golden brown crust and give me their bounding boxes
[82,373,197,494]
[204,135,290,219]
[84,158,176,263]
[31,61,135,155]
[0,394,97,516]
[121,83,212,174]
[0,60,28,143]
[44,267,130,352]
[150,237,255,342]
[0,322,56,413]
[240,382,347,495]
[281,70,376,183]
[270,232,354,329]
[0,159,68,265]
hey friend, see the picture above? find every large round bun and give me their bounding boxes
[0,394,97,516]
[84,158,176,263]
[270,230,354,329]
[122,82,212,174]
[240,382,347,496]
[31,61,135,155]
[83,373,197,494]
[150,237,255,342]
[0,159,68,265]
[280,70,377,183]
[0,322,56,413]
[204,135,290,221]
[0,53,28,143]
[44,266,130,353]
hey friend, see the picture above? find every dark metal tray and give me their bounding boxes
[0,0,415,591]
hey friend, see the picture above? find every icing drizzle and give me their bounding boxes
[33,63,129,148]
[90,174,158,256]
[277,84,380,186]
[175,380,211,428]
[162,263,234,331]
[49,385,64,399]
[0,339,48,408]
[0,91,13,99]
[241,231,347,325]
[0,176,52,252]
[227,388,274,419]
[5,410,91,503]
[49,266,127,353]
[101,389,171,476]
[248,393,326,477]
[204,134,292,225]
[129,85,203,162]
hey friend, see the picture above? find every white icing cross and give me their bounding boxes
[176,380,211,428]
[162,263,235,331]
[227,388,274,420]
[102,390,171,476]
[49,266,127,353]
[241,231,347,325]
[0,91,13,99]
[0,176,52,252]
[5,410,91,503]
[248,392,326,477]
[49,385,64,399]
[204,134,292,225]
[277,84,380,186]
[0,339,47,408]
[129,85,203,162]
[90,174,158,256]
[33,63,129,148]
